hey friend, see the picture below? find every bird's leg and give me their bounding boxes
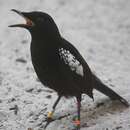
[48,95,61,118]
[44,95,61,129]
[73,96,81,130]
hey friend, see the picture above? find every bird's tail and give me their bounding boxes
[92,73,129,107]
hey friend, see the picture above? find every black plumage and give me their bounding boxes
[10,9,129,129]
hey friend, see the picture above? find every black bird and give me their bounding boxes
[9,9,129,129]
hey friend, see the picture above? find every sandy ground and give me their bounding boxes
[0,0,130,130]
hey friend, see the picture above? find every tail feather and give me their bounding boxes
[92,73,129,107]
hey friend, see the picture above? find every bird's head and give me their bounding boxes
[9,9,60,37]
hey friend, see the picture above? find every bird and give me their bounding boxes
[9,9,129,130]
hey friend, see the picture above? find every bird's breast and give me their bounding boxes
[30,40,60,72]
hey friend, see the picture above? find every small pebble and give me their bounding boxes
[9,105,18,115]
[46,95,52,99]
[115,126,122,130]
[16,58,27,63]
[26,88,34,93]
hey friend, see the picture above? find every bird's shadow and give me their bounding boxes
[34,98,129,129]
[80,98,129,128]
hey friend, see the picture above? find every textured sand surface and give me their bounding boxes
[0,0,130,130]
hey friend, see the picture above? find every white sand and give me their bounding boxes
[0,0,130,130]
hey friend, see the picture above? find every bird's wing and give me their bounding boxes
[59,38,92,77]
[58,47,84,77]
[57,38,93,94]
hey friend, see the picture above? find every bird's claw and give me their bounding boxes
[73,120,80,130]
[73,116,80,130]
[44,117,53,129]
[47,111,53,118]
[44,111,54,129]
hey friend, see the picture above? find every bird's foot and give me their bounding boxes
[47,111,54,119]
[44,111,54,129]
[73,116,80,130]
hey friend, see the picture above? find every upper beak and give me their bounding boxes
[9,9,34,28]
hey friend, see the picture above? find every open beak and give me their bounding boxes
[9,9,34,28]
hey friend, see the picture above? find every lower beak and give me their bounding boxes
[9,9,34,28]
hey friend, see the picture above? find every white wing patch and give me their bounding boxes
[59,48,84,76]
